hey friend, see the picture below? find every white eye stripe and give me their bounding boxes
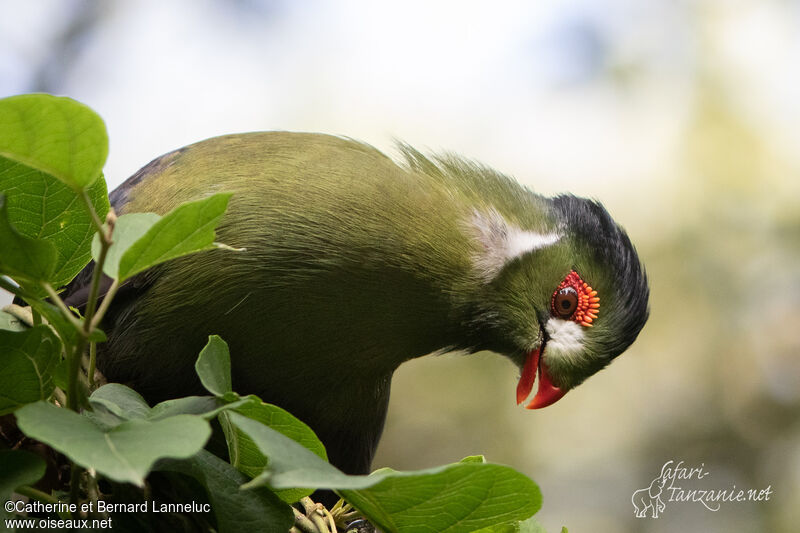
[506,230,561,259]
[469,208,560,281]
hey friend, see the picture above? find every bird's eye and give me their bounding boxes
[550,270,600,326]
[554,287,578,318]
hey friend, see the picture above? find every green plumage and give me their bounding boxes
[69,131,648,475]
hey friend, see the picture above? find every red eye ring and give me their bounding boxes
[550,270,600,327]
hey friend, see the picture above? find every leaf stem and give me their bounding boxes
[40,282,85,331]
[15,486,73,521]
[66,336,87,411]
[0,275,24,298]
[89,278,118,330]
[62,192,118,511]
[59,310,89,517]
[80,189,107,237]
[85,469,105,519]
[81,233,112,338]
[88,341,97,389]
[69,463,84,510]
[15,485,59,505]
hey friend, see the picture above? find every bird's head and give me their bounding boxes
[468,194,649,410]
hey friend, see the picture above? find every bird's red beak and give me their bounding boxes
[516,346,567,409]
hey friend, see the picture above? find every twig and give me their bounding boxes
[302,497,336,533]
[293,506,320,533]
[53,387,67,407]
[40,282,85,331]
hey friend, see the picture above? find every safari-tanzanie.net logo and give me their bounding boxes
[631,460,773,518]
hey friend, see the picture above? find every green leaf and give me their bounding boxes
[195,334,328,501]
[0,449,47,524]
[0,449,46,498]
[92,212,159,279]
[88,383,254,427]
[157,450,294,533]
[88,327,107,342]
[339,464,541,533]
[220,400,328,503]
[0,94,108,189]
[15,401,211,486]
[195,335,233,397]
[473,515,548,533]
[116,193,232,281]
[228,412,365,490]
[26,296,85,346]
[225,401,328,467]
[89,383,152,420]
[0,160,109,289]
[230,414,540,532]
[194,335,327,501]
[147,395,226,421]
[0,325,60,414]
[6,291,105,348]
[52,358,69,390]
[0,193,57,282]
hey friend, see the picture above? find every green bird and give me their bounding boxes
[64,132,649,476]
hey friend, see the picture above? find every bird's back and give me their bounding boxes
[76,132,492,475]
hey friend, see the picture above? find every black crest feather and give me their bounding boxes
[552,195,650,358]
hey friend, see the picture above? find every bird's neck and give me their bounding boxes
[332,213,487,372]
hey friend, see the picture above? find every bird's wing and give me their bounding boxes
[61,261,156,315]
[60,262,112,311]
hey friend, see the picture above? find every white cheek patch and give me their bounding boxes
[544,318,585,364]
[470,208,560,281]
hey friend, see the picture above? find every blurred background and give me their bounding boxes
[2,0,798,531]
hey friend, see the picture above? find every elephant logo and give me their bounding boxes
[632,462,670,518]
